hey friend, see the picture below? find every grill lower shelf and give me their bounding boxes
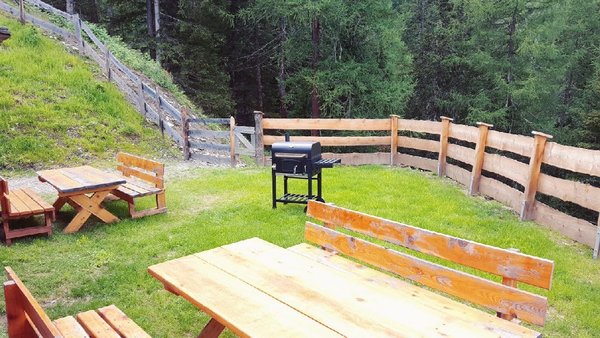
[276,193,324,204]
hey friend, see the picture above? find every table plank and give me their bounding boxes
[37,169,82,193]
[148,255,343,338]
[197,238,540,338]
[37,166,125,194]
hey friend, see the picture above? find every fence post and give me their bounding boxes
[497,248,520,320]
[469,122,493,195]
[254,111,265,166]
[155,86,164,137]
[390,115,399,166]
[137,79,146,116]
[181,108,190,160]
[19,0,24,24]
[72,14,83,54]
[594,216,600,259]
[437,116,453,177]
[520,131,552,221]
[105,49,112,81]
[230,116,236,167]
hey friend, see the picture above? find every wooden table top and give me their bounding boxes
[149,238,541,338]
[37,165,126,194]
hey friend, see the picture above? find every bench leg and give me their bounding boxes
[44,211,53,237]
[128,194,167,219]
[198,318,225,338]
[4,281,38,338]
[3,218,11,246]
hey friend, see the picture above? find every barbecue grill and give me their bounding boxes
[271,139,340,208]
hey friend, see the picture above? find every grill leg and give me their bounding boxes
[272,169,277,209]
[317,171,324,202]
[308,174,313,199]
[283,176,289,204]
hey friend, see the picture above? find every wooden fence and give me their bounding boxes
[254,112,600,258]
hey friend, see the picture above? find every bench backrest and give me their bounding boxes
[4,267,61,338]
[116,152,165,189]
[305,201,554,326]
[0,176,10,216]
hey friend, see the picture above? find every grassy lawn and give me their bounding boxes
[0,14,175,170]
[0,165,598,337]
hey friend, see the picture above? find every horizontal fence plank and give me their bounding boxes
[27,0,72,19]
[109,54,139,83]
[446,164,470,186]
[27,14,72,39]
[399,119,441,135]
[321,152,388,165]
[264,135,389,147]
[263,118,390,131]
[397,153,437,172]
[447,144,475,165]
[164,123,183,146]
[482,153,528,186]
[479,177,522,212]
[537,174,600,212]
[80,22,106,52]
[83,41,104,66]
[234,126,255,134]
[189,118,230,124]
[449,124,478,143]
[543,142,600,177]
[189,130,229,138]
[189,141,230,152]
[142,83,157,99]
[159,97,181,121]
[487,130,532,157]
[191,153,231,165]
[533,202,597,248]
[398,136,439,153]
[144,105,160,124]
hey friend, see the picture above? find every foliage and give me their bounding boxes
[0,166,598,337]
[0,15,175,170]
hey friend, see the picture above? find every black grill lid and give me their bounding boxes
[271,142,321,156]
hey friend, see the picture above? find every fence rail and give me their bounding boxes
[254,112,600,258]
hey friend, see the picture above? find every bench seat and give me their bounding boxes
[115,182,163,199]
[53,306,150,338]
[7,188,54,217]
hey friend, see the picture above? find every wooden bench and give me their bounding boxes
[1,176,54,246]
[3,267,151,338]
[300,201,554,327]
[111,152,166,218]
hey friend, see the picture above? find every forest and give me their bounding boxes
[47,0,600,148]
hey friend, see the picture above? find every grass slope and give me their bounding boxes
[0,166,597,337]
[0,15,174,170]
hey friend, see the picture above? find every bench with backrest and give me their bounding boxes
[1,176,54,245]
[3,266,151,338]
[298,201,554,327]
[111,152,166,218]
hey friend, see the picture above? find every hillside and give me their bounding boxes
[0,14,176,171]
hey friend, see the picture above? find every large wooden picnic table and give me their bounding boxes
[37,165,126,233]
[148,237,541,338]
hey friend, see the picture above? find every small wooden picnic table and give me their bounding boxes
[148,237,541,338]
[37,165,126,233]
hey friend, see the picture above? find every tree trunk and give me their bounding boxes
[311,17,321,136]
[154,0,161,65]
[506,3,518,132]
[278,17,288,118]
[146,0,156,60]
[66,0,75,14]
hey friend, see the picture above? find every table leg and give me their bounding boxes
[63,191,119,233]
[53,197,67,211]
[198,318,225,338]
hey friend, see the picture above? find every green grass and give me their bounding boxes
[0,15,176,170]
[0,166,598,337]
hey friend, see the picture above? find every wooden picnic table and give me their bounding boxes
[37,165,126,233]
[148,237,542,338]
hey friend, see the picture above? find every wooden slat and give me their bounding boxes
[487,130,532,157]
[321,152,388,165]
[533,202,597,248]
[188,130,229,138]
[263,118,390,131]
[446,164,470,186]
[37,169,82,193]
[478,177,522,212]
[189,141,230,152]
[234,126,255,133]
[188,118,230,124]
[76,310,120,338]
[537,174,600,212]
[117,166,162,187]
[199,238,541,336]
[449,124,478,143]
[11,190,44,214]
[398,119,441,134]
[398,136,439,152]
[54,316,89,338]
[148,255,342,338]
[482,153,529,185]
[7,191,31,216]
[80,22,106,52]
[543,142,600,177]
[21,189,53,212]
[304,223,548,326]
[288,243,541,338]
[264,135,389,147]
[4,267,62,338]
[97,305,150,338]
[117,152,164,174]
[397,153,437,172]
[447,144,475,165]
[306,201,554,289]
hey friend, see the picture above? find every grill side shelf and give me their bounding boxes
[315,158,342,168]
